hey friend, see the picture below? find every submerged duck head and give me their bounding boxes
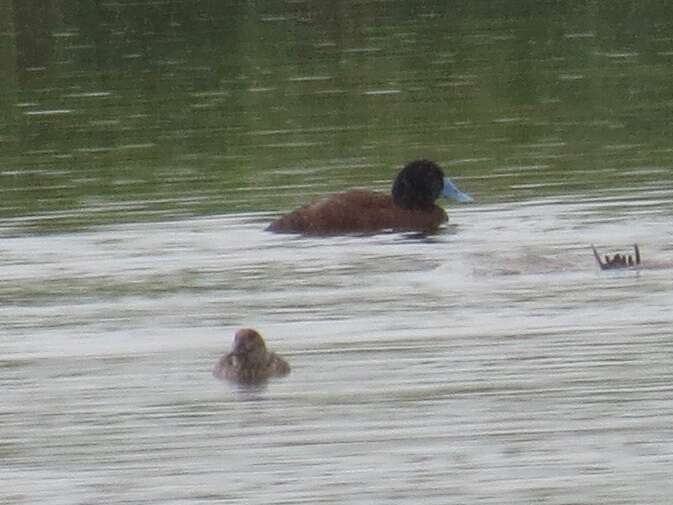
[392,159,473,210]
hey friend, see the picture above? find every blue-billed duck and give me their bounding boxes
[266,159,473,235]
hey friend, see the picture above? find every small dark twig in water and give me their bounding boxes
[592,244,641,270]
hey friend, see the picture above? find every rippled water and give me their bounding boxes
[3,188,673,504]
[3,1,673,503]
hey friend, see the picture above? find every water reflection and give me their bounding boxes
[2,0,673,227]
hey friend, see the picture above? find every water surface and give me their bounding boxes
[2,1,673,504]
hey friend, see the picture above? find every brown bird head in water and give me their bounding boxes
[230,328,268,365]
[214,328,290,384]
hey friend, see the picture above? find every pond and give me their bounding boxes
[2,1,673,504]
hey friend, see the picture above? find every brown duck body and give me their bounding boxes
[213,328,290,384]
[213,351,290,384]
[266,189,448,235]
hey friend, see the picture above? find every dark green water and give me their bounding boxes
[3,3,673,505]
[2,0,673,231]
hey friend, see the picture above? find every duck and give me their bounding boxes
[213,328,290,384]
[266,159,473,235]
